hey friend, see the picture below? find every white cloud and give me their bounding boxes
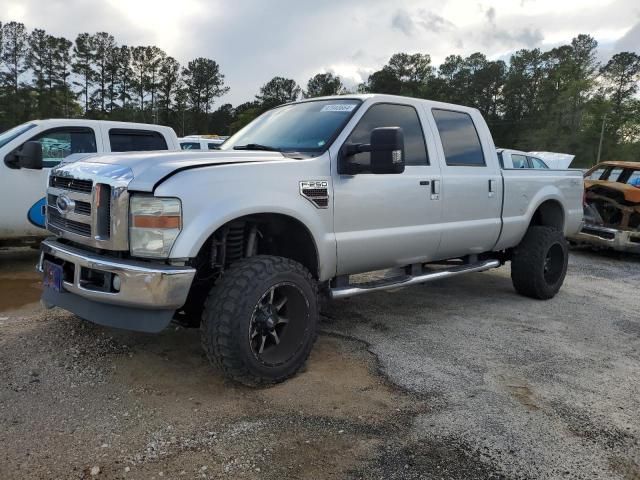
[1,0,637,105]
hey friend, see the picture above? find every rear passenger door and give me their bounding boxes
[106,128,168,152]
[428,108,502,259]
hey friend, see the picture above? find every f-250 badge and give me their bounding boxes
[299,181,329,209]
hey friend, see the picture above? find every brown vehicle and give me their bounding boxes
[571,161,640,253]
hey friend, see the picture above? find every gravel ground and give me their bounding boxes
[0,246,639,479]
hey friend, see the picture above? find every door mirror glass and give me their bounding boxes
[369,127,405,174]
[341,127,405,174]
[17,141,44,170]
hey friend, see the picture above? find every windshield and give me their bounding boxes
[0,123,37,149]
[221,99,362,155]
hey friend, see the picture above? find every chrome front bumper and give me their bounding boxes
[38,238,196,310]
[570,225,640,254]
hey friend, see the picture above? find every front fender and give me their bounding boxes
[153,160,336,281]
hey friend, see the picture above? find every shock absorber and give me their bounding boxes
[225,223,245,266]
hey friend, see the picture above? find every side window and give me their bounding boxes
[207,143,220,150]
[586,168,605,180]
[608,168,624,182]
[344,103,428,171]
[529,157,548,169]
[180,142,200,150]
[626,170,640,187]
[28,127,97,168]
[432,109,485,166]
[511,154,528,169]
[109,129,168,152]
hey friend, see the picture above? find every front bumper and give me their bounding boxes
[38,238,196,332]
[570,224,640,254]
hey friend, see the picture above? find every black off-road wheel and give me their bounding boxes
[200,255,318,386]
[511,226,569,300]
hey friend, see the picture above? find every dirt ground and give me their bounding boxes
[0,247,639,479]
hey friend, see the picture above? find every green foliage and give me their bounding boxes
[256,76,301,110]
[0,21,637,162]
[305,72,344,98]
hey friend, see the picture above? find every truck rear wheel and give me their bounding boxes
[200,255,318,386]
[511,226,568,300]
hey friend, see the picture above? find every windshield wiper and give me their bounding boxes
[233,143,281,152]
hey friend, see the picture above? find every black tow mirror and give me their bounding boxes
[369,127,404,174]
[340,127,405,174]
[17,141,43,170]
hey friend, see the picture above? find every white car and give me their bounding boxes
[0,119,180,246]
[528,151,575,169]
[178,136,226,150]
[498,149,575,170]
[497,148,550,169]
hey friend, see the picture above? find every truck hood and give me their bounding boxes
[54,150,288,191]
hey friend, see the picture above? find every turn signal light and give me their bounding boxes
[132,215,181,229]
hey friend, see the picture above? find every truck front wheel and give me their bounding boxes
[511,226,569,300]
[200,255,318,386]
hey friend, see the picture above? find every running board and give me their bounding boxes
[330,259,501,300]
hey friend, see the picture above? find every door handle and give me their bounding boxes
[419,180,429,186]
[431,179,440,200]
[488,179,497,197]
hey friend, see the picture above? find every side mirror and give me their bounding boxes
[369,127,405,174]
[17,141,43,170]
[339,127,405,174]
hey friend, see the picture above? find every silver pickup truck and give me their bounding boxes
[36,94,584,386]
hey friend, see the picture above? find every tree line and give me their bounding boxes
[0,20,638,166]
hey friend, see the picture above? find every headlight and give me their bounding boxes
[129,196,182,258]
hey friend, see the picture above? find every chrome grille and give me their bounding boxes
[75,201,92,216]
[48,209,92,237]
[47,194,91,216]
[46,163,132,251]
[50,175,93,193]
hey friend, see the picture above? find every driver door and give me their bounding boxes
[332,102,442,275]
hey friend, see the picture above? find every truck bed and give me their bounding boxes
[495,168,584,250]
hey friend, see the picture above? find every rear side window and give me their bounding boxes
[529,157,548,169]
[511,154,528,169]
[344,103,429,169]
[608,168,624,182]
[626,170,640,187]
[109,129,168,152]
[180,142,201,150]
[432,109,485,166]
[207,143,220,150]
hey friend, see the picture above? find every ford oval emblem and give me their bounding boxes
[56,194,75,215]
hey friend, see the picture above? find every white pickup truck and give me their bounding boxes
[0,119,179,246]
[36,95,584,386]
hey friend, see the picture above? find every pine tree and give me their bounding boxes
[72,33,96,113]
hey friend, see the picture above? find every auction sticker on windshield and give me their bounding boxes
[321,104,358,112]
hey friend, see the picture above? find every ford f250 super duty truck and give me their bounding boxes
[35,95,584,386]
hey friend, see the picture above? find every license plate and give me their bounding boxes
[43,260,63,292]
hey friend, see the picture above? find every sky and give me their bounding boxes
[3,0,639,106]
